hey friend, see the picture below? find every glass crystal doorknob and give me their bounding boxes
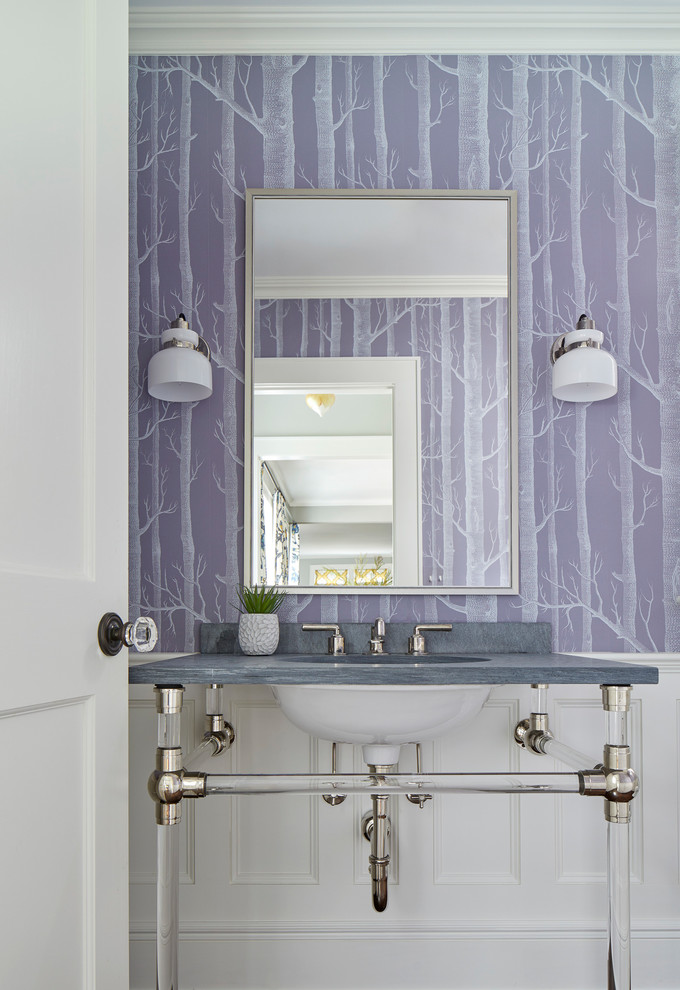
[98,612,158,656]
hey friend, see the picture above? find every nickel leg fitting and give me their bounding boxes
[150,684,230,826]
[601,684,636,824]
[148,749,207,825]
[579,746,638,823]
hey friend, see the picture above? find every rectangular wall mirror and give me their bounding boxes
[244,189,518,595]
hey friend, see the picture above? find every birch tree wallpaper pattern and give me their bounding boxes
[130,54,677,655]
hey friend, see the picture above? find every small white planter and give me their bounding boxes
[238,613,280,656]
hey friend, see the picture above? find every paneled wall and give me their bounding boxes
[129,55,680,655]
[129,658,679,989]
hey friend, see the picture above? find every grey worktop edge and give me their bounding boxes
[129,651,659,686]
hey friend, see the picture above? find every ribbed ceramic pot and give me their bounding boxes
[238,613,280,656]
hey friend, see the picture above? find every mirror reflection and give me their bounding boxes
[245,190,517,594]
[254,378,394,588]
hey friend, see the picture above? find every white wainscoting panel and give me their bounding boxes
[434,697,521,884]
[229,696,319,884]
[129,662,680,989]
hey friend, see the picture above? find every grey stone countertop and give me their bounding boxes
[128,652,659,686]
[128,623,658,685]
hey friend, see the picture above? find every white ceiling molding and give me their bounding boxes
[254,435,392,461]
[254,275,508,300]
[129,5,680,55]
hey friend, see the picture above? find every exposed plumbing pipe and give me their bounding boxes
[367,765,394,912]
[322,742,347,805]
[406,743,433,807]
[184,683,235,770]
[514,683,599,770]
[370,794,389,912]
[535,734,600,772]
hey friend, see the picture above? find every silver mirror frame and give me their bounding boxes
[244,188,518,596]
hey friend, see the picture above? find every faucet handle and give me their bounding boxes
[408,623,452,656]
[302,623,345,656]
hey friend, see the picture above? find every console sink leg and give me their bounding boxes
[157,822,179,990]
[602,685,633,990]
[152,685,184,990]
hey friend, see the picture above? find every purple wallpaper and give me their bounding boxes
[130,55,678,654]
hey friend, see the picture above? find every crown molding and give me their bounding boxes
[254,275,507,300]
[129,5,680,55]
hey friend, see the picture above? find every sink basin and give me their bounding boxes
[271,682,491,767]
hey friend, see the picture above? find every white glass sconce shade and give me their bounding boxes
[148,315,213,402]
[551,315,617,402]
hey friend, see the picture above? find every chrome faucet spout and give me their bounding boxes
[370,617,387,655]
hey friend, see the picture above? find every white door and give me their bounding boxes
[1,1,129,987]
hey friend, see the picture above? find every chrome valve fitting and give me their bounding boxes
[514,713,553,755]
[148,765,184,825]
[204,715,235,755]
[148,746,208,824]
[603,743,637,823]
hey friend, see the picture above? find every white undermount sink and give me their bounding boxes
[271,682,491,767]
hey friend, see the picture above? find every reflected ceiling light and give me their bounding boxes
[148,314,213,402]
[305,393,335,417]
[551,313,617,402]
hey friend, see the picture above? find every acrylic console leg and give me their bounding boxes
[152,686,184,990]
[601,685,634,990]
[156,822,180,990]
[607,819,631,989]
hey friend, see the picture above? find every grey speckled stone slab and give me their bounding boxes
[128,620,656,687]
[200,621,553,656]
[129,651,658,686]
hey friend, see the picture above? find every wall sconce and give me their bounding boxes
[305,393,335,417]
[550,314,617,402]
[147,314,213,402]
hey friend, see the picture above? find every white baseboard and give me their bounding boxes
[130,918,680,941]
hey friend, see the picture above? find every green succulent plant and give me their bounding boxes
[234,584,287,614]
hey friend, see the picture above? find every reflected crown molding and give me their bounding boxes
[129,4,680,55]
[254,275,508,301]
